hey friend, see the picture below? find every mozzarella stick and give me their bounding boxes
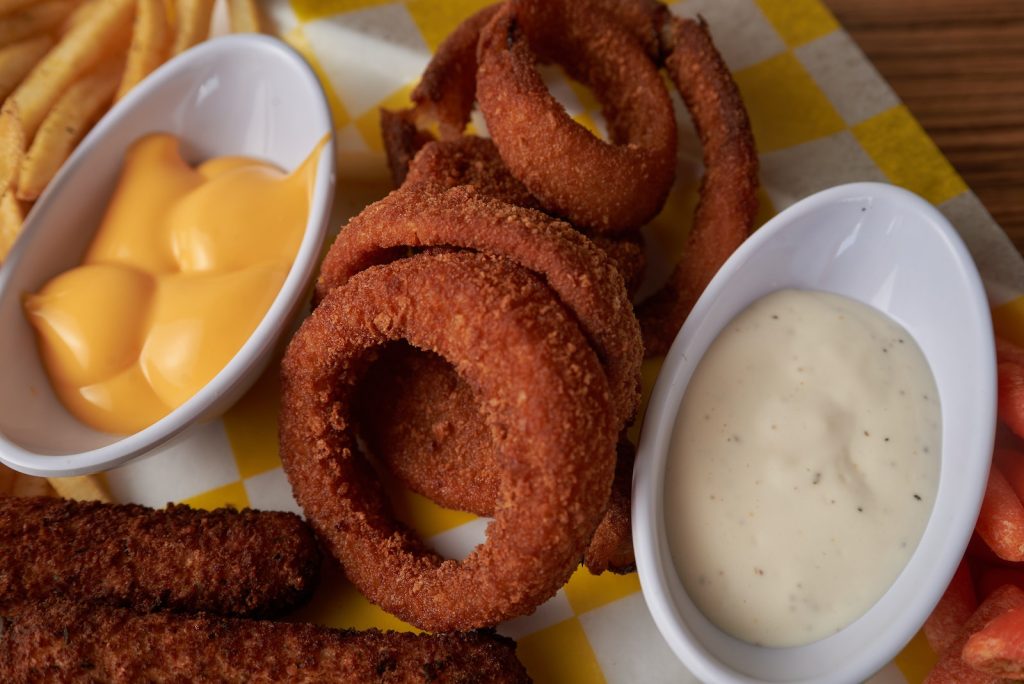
[0,496,321,617]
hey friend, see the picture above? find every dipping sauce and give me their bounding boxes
[665,289,940,647]
[24,133,322,434]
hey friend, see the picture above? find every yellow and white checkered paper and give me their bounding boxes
[103,1,1024,681]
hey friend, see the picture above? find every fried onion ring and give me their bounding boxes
[475,1,677,233]
[281,252,615,630]
[636,15,759,356]
[403,136,647,294]
[315,185,642,433]
[355,354,638,574]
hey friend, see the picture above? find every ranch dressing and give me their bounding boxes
[665,289,940,647]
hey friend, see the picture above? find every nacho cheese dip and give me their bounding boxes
[664,288,940,647]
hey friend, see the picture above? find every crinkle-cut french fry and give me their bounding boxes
[0,188,24,262]
[16,57,123,200]
[8,0,132,139]
[0,100,24,196]
[925,585,1024,683]
[46,475,112,502]
[925,560,978,654]
[963,606,1024,678]
[171,0,214,55]
[0,0,77,50]
[0,35,53,104]
[227,0,262,33]
[116,0,168,99]
[977,464,1024,562]
[999,362,1024,441]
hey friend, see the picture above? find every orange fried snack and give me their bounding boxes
[925,560,978,654]
[925,584,1024,683]
[978,566,1024,601]
[0,597,531,683]
[976,464,1024,561]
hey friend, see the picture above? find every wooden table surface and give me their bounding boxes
[824,0,1024,249]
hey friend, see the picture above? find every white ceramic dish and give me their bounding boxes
[633,182,995,684]
[0,35,335,477]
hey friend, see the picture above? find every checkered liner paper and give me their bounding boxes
[99,0,1024,681]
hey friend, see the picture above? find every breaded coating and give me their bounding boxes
[315,185,641,434]
[0,496,320,617]
[281,252,616,630]
[635,15,758,356]
[0,598,531,683]
[476,1,677,233]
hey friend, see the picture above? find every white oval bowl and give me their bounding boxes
[633,182,995,683]
[0,35,335,477]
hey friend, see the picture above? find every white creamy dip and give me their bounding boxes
[664,289,940,647]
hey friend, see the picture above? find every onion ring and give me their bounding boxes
[475,1,677,233]
[403,136,647,294]
[280,251,615,630]
[636,15,759,356]
[315,185,642,433]
[355,354,638,574]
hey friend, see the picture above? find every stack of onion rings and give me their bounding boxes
[284,0,759,629]
[281,252,616,631]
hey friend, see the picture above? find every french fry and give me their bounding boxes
[925,560,978,654]
[227,0,262,33]
[976,464,1024,562]
[0,0,77,50]
[7,0,133,140]
[0,99,25,195]
[116,0,168,99]
[47,474,112,502]
[0,188,24,262]
[171,0,214,55]
[0,0,58,15]
[924,585,1024,683]
[999,361,1024,441]
[0,35,53,104]
[963,606,1024,677]
[61,0,101,34]
[16,57,123,200]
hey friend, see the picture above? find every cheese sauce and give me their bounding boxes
[24,134,323,434]
[665,289,940,647]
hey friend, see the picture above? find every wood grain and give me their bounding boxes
[824,0,1024,249]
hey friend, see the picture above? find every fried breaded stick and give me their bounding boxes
[0,598,531,683]
[0,496,320,617]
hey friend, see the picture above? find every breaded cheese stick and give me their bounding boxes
[0,598,532,683]
[0,496,320,617]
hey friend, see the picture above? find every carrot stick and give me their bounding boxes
[963,607,1024,678]
[976,465,1024,562]
[925,585,1024,683]
[925,560,978,654]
